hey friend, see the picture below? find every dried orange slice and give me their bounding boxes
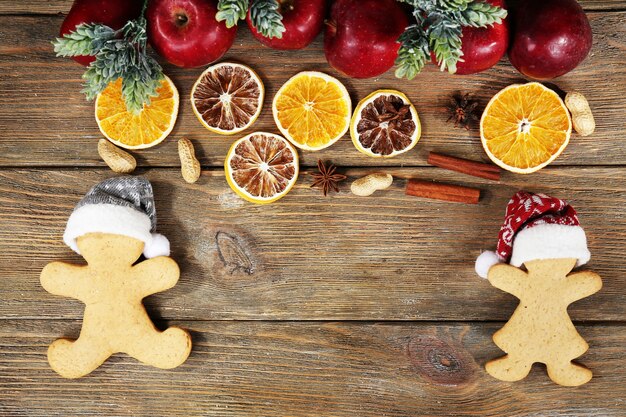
[95,76,179,149]
[191,62,264,135]
[481,82,572,174]
[350,89,421,157]
[272,71,351,151]
[224,132,299,204]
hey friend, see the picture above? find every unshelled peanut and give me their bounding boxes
[565,92,595,137]
[351,173,393,196]
[98,139,136,174]
[178,138,201,183]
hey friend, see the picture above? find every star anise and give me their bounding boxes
[310,159,347,196]
[447,93,479,130]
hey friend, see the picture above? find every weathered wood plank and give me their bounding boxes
[0,13,624,167]
[0,167,623,321]
[1,0,623,15]
[0,320,624,416]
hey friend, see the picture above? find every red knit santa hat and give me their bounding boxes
[475,191,591,278]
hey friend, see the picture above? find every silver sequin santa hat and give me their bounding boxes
[63,176,170,258]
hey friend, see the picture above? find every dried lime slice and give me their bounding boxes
[224,132,299,204]
[191,62,264,135]
[350,89,421,157]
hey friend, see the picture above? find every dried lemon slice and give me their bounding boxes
[95,76,179,149]
[272,71,351,151]
[224,132,299,204]
[481,82,572,174]
[350,89,421,157]
[191,62,264,135]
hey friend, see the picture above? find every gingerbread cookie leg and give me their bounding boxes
[547,360,592,387]
[48,334,112,379]
[124,325,192,369]
[123,256,190,368]
[486,354,533,382]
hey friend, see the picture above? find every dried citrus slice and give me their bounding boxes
[350,89,421,157]
[481,82,572,174]
[95,76,179,149]
[224,132,299,204]
[272,71,351,151]
[191,62,264,135]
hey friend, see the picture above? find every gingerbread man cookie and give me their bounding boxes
[41,177,191,378]
[476,191,602,386]
[487,258,601,386]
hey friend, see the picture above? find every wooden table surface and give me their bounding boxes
[1,1,625,416]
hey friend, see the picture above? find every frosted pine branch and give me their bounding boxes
[394,0,507,78]
[249,0,285,39]
[216,0,250,27]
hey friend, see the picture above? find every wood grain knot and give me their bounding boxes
[407,335,475,386]
[427,349,461,373]
[215,232,254,275]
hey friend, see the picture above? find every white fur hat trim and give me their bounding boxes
[63,204,170,258]
[510,223,590,268]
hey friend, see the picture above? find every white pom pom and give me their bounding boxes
[475,251,500,279]
[143,233,170,258]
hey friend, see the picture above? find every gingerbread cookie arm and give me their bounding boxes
[487,264,528,299]
[40,262,91,302]
[564,271,602,304]
[131,257,180,298]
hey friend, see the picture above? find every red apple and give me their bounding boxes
[246,0,326,50]
[448,0,509,75]
[60,0,143,66]
[324,0,408,79]
[508,0,592,79]
[147,0,237,68]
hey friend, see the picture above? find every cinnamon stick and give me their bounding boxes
[428,152,501,181]
[405,179,480,204]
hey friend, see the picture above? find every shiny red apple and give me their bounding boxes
[449,0,509,75]
[324,0,408,79]
[246,0,326,50]
[60,0,143,66]
[508,0,592,79]
[147,0,237,68]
